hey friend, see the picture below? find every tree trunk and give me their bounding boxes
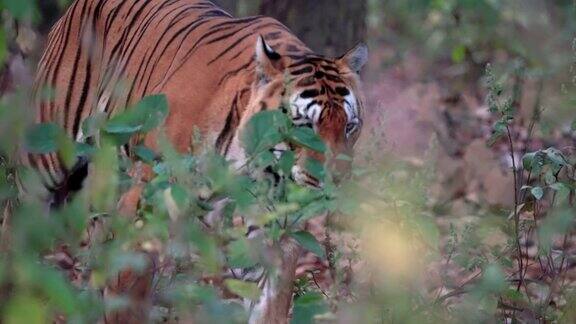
[259,0,367,56]
[212,0,238,15]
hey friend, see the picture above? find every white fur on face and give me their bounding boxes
[289,93,319,127]
[289,89,360,137]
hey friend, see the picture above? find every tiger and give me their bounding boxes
[26,0,368,208]
[26,0,368,322]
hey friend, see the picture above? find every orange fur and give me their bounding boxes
[31,0,367,194]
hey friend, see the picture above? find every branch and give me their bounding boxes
[249,236,302,324]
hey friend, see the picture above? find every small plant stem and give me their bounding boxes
[506,125,524,291]
[309,270,330,299]
[324,212,336,283]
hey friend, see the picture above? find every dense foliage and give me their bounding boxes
[0,0,576,323]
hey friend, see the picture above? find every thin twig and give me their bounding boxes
[506,125,524,291]
[309,270,330,299]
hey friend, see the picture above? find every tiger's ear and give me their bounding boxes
[339,43,368,74]
[255,35,283,85]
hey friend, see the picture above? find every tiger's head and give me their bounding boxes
[237,36,368,187]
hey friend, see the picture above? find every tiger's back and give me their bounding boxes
[30,0,367,204]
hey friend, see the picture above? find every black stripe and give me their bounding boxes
[300,89,319,99]
[291,66,313,76]
[207,16,262,30]
[217,57,254,86]
[63,0,90,131]
[120,1,189,99]
[228,44,250,61]
[215,94,240,155]
[47,0,79,124]
[146,15,212,92]
[207,32,254,65]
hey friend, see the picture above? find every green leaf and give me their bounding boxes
[539,209,574,252]
[522,151,537,171]
[57,130,77,169]
[290,231,325,259]
[530,186,544,200]
[168,184,189,211]
[291,292,328,324]
[134,145,157,164]
[224,279,261,300]
[0,29,6,65]
[104,94,169,135]
[304,157,325,182]
[24,123,76,167]
[287,182,324,205]
[451,44,466,64]
[137,94,170,132]
[24,123,61,153]
[286,127,326,153]
[503,289,526,303]
[543,147,568,167]
[2,0,38,21]
[478,264,506,294]
[279,150,296,175]
[550,182,570,202]
[544,169,557,185]
[38,268,77,314]
[241,110,289,156]
[255,150,275,168]
[81,112,107,139]
[3,294,47,324]
[89,143,119,211]
[227,239,257,268]
[104,122,142,134]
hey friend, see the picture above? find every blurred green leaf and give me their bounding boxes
[539,209,574,252]
[38,267,77,314]
[81,112,107,139]
[287,183,324,205]
[4,294,46,324]
[0,29,6,65]
[24,123,77,168]
[291,292,328,324]
[24,123,61,154]
[241,110,289,156]
[134,145,157,164]
[522,151,544,172]
[290,231,325,259]
[104,94,168,136]
[543,147,568,167]
[286,127,326,153]
[188,225,223,273]
[503,289,526,303]
[227,239,257,268]
[550,182,570,202]
[224,279,261,301]
[279,150,296,175]
[478,264,507,295]
[451,44,466,64]
[304,157,325,182]
[88,142,118,211]
[1,0,38,21]
[530,186,544,200]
